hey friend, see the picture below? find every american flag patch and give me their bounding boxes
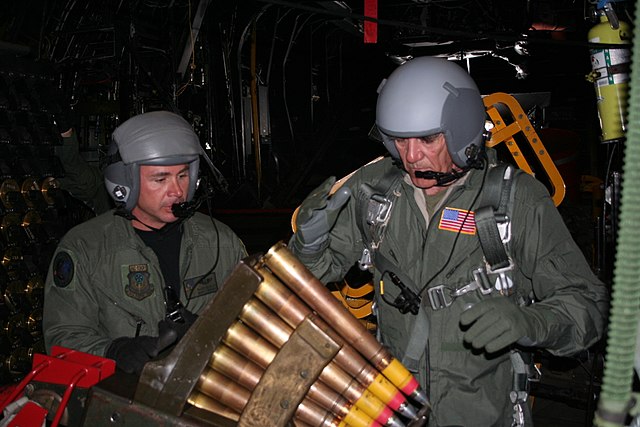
[438,207,476,235]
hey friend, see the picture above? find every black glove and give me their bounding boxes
[53,108,73,135]
[36,80,74,134]
[106,335,161,374]
[158,308,198,344]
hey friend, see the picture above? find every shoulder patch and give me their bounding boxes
[53,251,75,288]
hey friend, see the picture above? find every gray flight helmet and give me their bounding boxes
[375,56,486,168]
[104,111,201,212]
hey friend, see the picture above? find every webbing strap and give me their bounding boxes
[496,166,514,214]
[475,164,514,270]
[509,351,529,400]
[354,167,402,242]
[402,307,429,376]
[355,183,376,244]
[475,205,509,269]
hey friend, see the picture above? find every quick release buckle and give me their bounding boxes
[486,257,516,296]
[495,213,512,244]
[358,247,373,270]
[164,286,185,323]
[166,306,185,323]
[472,266,494,295]
[427,285,453,310]
[366,194,393,225]
[360,194,393,271]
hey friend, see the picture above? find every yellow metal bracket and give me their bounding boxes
[483,92,566,206]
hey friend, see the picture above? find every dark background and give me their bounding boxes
[1,0,627,210]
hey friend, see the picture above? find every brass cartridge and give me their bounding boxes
[263,243,429,407]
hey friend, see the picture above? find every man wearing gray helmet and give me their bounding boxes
[43,111,247,374]
[289,57,608,426]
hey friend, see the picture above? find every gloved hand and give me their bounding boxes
[158,308,198,344]
[36,79,74,134]
[290,176,351,254]
[52,105,73,135]
[459,298,547,354]
[106,324,179,374]
[106,335,161,374]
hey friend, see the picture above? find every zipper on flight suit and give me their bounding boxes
[107,297,147,336]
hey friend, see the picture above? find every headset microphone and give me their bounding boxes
[171,201,199,218]
[169,147,227,219]
[171,175,216,219]
[415,169,468,186]
[414,149,485,186]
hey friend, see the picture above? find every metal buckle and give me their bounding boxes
[495,213,512,244]
[486,257,514,274]
[164,286,185,322]
[472,266,494,295]
[358,247,373,270]
[166,307,185,323]
[511,401,525,427]
[366,194,393,225]
[486,258,516,296]
[528,363,542,383]
[427,285,453,310]
[452,281,480,298]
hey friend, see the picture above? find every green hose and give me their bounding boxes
[594,3,640,426]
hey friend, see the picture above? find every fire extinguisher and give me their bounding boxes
[586,1,632,143]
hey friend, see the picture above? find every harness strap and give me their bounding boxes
[355,167,403,270]
[476,205,509,269]
[475,164,515,271]
[353,167,430,378]
[509,350,540,427]
[509,351,530,404]
[354,183,376,244]
[402,307,430,381]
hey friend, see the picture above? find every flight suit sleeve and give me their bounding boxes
[43,243,113,357]
[56,131,112,214]
[512,173,609,356]
[214,219,247,272]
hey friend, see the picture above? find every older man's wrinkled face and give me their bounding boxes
[394,133,455,194]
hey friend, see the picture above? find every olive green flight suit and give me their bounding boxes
[43,211,247,357]
[291,154,608,427]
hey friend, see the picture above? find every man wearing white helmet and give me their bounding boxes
[43,111,246,374]
[289,57,608,426]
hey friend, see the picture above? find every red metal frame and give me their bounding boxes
[0,346,116,427]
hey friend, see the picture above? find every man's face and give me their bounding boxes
[131,164,190,230]
[394,133,455,193]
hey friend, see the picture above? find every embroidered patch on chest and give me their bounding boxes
[125,264,154,301]
[183,274,218,298]
[438,207,476,235]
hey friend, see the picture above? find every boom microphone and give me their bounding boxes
[414,169,469,186]
[171,200,200,218]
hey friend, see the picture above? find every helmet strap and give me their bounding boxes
[414,152,487,186]
[415,169,470,186]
